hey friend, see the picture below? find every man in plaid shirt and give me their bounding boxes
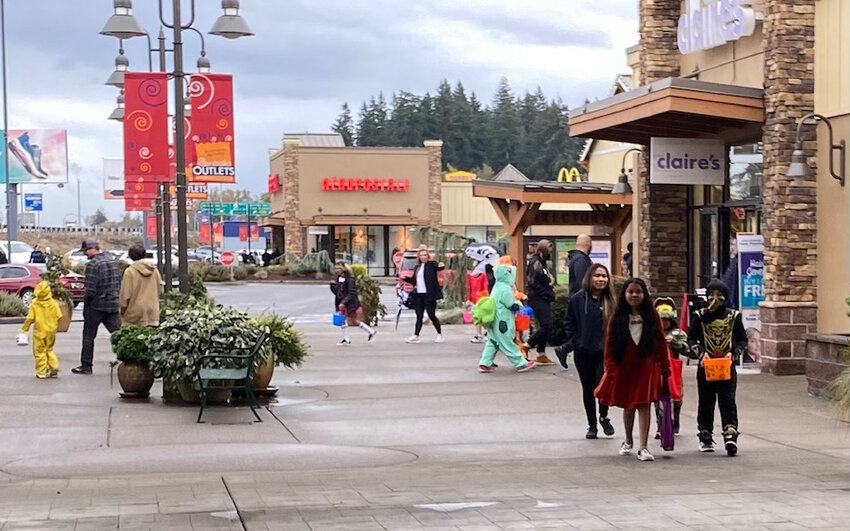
[72,239,121,374]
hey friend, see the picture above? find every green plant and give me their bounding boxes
[41,254,73,308]
[435,307,464,325]
[352,270,386,326]
[278,250,333,276]
[827,348,850,416]
[267,265,290,276]
[254,269,269,280]
[111,325,155,363]
[149,303,261,383]
[350,264,367,277]
[70,263,86,276]
[253,314,308,368]
[0,292,27,317]
[233,265,249,280]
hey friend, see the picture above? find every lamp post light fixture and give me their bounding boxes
[105,46,129,88]
[613,148,641,197]
[787,112,846,186]
[100,0,252,293]
[107,90,124,121]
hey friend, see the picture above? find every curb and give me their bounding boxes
[0,317,25,325]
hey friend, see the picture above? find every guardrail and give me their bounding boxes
[9,225,145,235]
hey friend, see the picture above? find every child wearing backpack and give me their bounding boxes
[19,281,63,379]
[475,263,537,373]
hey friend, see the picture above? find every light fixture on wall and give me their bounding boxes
[787,112,846,186]
[613,148,641,196]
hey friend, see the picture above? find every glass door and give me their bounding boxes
[698,206,729,288]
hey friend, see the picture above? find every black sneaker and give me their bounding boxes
[723,425,739,456]
[554,344,569,369]
[599,417,615,437]
[586,427,598,439]
[71,366,92,374]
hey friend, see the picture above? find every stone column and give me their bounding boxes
[424,140,443,227]
[282,137,305,256]
[759,0,816,375]
[636,0,688,297]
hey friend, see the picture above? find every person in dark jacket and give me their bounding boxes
[262,249,273,268]
[331,262,375,346]
[29,244,46,264]
[563,263,617,439]
[403,246,444,344]
[73,239,121,375]
[567,234,593,297]
[0,248,7,264]
[524,240,556,366]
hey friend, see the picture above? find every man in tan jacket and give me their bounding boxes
[119,245,163,326]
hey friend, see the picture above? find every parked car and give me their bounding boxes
[193,246,221,263]
[0,264,85,307]
[0,241,35,264]
[64,249,90,267]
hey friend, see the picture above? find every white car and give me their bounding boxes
[0,241,35,264]
[193,246,222,263]
[144,250,179,269]
[64,249,90,267]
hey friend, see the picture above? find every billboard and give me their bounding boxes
[103,157,123,199]
[1,129,68,184]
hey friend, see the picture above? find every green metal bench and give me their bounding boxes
[194,331,269,423]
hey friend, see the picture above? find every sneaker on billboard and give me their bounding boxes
[8,132,49,179]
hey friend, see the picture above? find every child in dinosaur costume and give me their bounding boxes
[476,263,537,373]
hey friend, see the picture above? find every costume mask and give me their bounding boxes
[708,295,726,312]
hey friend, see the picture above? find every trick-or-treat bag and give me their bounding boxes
[660,392,675,452]
[16,333,28,346]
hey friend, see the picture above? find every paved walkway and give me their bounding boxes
[0,320,848,530]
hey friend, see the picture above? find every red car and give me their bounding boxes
[0,264,85,308]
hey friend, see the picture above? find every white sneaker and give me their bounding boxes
[637,448,655,461]
[405,335,420,344]
[336,339,351,346]
[469,335,484,344]
[618,442,633,456]
[367,331,377,342]
[434,334,444,343]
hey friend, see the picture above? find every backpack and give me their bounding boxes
[472,295,496,327]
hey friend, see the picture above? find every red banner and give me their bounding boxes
[146,215,157,239]
[238,223,259,242]
[123,72,170,182]
[189,73,236,183]
[125,197,154,212]
[124,180,159,199]
[214,222,223,242]
[199,223,211,243]
[268,173,281,193]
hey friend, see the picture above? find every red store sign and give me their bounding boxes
[321,177,409,192]
[268,173,281,193]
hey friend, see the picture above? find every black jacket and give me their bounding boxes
[404,261,444,302]
[330,275,360,312]
[563,289,606,354]
[0,250,6,264]
[688,306,748,361]
[485,264,495,293]
[526,254,555,303]
[567,249,592,297]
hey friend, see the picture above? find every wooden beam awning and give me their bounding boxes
[568,77,764,145]
[473,180,632,206]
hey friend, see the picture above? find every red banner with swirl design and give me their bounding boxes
[123,72,169,183]
[189,73,236,183]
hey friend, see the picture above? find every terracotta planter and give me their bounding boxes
[251,353,275,390]
[177,381,232,404]
[57,301,72,333]
[117,361,154,398]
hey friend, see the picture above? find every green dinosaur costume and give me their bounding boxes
[478,264,529,369]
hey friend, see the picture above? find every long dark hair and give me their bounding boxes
[581,263,615,324]
[608,278,659,363]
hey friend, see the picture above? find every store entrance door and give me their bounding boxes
[698,206,730,287]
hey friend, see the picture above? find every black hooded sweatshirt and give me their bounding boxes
[563,289,607,354]
[567,249,592,297]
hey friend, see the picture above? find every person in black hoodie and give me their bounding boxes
[564,263,616,439]
[525,240,556,366]
[567,234,593,297]
[330,262,376,346]
[688,278,747,456]
[403,246,445,344]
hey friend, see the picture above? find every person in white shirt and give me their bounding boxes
[402,246,445,344]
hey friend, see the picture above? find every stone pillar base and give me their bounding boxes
[759,302,817,375]
[805,333,850,397]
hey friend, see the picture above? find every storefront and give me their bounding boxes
[570,0,850,379]
[265,134,442,276]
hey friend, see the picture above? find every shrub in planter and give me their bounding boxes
[267,265,290,276]
[111,325,156,398]
[233,266,249,280]
[549,285,570,346]
[435,307,464,325]
[244,265,259,275]
[250,314,308,389]
[350,269,386,326]
[254,269,269,280]
[0,292,27,317]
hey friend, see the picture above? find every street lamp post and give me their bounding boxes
[100,0,252,293]
[1,0,17,251]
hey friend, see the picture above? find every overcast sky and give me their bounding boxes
[1,0,637,226]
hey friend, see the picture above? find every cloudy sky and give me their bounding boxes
[1,0,637,226]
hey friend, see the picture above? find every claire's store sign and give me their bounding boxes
[321,177,409,192]
[678,0,757,55]
[650,137,725,185]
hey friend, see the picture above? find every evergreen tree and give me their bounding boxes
[356,93,390,146]
[468,92,488,171]
[487,77,521,172]
[331,103,355,146]
[388,91,423,147]
[418,92,439,142]
[447,82,474,171]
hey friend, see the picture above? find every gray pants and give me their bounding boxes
[80,307,121,369]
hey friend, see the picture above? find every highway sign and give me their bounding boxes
[24,193,43,212]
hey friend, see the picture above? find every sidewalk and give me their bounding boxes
[0,321,848,530]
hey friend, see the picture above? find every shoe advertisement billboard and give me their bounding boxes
[1,129,68,184]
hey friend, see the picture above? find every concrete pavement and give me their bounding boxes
[0,301,849,530]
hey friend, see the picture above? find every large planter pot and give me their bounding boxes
[117,361,154,398]
[177,381,232,404]
[57,301,72,333]
[251,352,275,390]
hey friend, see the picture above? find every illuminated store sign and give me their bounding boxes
[321,177,409,192]
[678,0,757,54]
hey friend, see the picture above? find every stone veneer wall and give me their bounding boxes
[636,0,689,296]
[805,333,850,396]
[282,138,306,256]
[424,140,444,227]
[759,0,817,375]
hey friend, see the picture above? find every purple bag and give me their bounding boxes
[660,392,675,452]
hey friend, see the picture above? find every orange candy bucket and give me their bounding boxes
[515,314,530,331]
[703,357,732,381]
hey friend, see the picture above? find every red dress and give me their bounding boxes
[595,317,671,409]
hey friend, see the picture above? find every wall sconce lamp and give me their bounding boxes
[613,148,641,196]
[787,112,845,186]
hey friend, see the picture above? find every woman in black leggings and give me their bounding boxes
[563,263,616,439]
[403,247,444,344]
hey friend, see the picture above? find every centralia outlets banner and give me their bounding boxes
[124,72,169,211]
[189,73,236,183]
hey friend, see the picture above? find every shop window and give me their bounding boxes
[729,143,763,201]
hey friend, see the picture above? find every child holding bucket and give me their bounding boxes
[330,262,376,346]
[688,278,747,456]
[466,261,490,343]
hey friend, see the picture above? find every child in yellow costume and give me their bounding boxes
[20,281,63,379]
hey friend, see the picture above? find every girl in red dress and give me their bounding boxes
[595,278,670,462]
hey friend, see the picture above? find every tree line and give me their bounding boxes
[331,78,586,181]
